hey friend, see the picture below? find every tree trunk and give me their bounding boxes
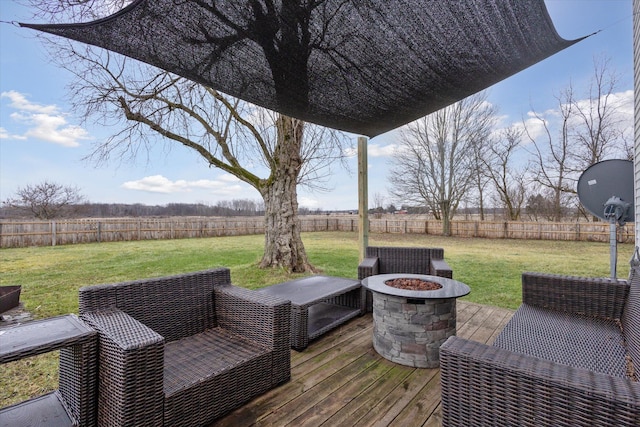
[553,188,563,222]
[259,115,316,273]
[477,181,485,220]
[441,199,452,236]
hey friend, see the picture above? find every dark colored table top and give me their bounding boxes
[0,392,73,427]
[361,274,470,299]
[0,314,95,364]
[258,275,360,306]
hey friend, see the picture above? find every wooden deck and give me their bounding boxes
[211,301,514,427]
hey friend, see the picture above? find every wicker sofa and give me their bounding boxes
[440,270,640,427]
[358,246,453,312]
[78,268,291,427]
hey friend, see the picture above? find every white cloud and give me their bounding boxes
[23,113,90,147]
[0,126,27,140]
[343,147,357,157]
[513,115,548,142]
[298,196,320,209]
[573,89,633,132]
[2,91,59,114]
[122,174,246,196]
[1,91,90,147]
[514,90,634,144]
[368,144,397,157]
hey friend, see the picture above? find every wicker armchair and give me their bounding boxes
[440,270,640,427]
[78,268,291,427]
[357,246,453,312]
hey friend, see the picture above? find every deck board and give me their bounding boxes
[211,301,514,427]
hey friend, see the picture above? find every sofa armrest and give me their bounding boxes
[214,285,291,385]
[522,272,629,320]
[440,336,640,427]
[81,309,165,427]
[430,258,453,278]
[214,284,290,347]
[358,256,379,279]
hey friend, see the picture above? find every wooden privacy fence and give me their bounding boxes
[0,216,635,248]
[368,218,635,242]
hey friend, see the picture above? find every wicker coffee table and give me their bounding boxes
[259,275,362,350]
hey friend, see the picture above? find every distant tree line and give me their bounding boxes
[76,199,267,218]
[370,195,584,222]
[1,182,267,219]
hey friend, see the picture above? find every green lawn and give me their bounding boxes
[0,231,635,406]
[1,231,633,316]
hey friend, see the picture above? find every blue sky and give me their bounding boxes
[0,1,634,211]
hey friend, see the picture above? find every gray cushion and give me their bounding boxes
[494,304,628,378]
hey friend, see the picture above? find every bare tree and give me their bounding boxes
[389,92,496,235]
[482,126,528,220]
[468,142,489,220]
[3,181,86,219]
[524,86,576,222]
[524,55,631,222]
[571,55,631,170]
[27,0,351,272]
[371,192,385,219]
[525,191,556,221]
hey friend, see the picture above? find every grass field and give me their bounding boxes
[0,231,635,406]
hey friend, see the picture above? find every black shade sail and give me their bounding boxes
[20,0,583,137]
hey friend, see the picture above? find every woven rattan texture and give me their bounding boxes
[623,266,640,372]
[81,269,229,342]
[441,337,640,427]
[163,328,272,426]
[58,340,99,426]
[522,272,629,320]
[214,284,291,385]
[358,246,453,312]
[79,268,291,427]
[82,309,164,426]
[493,304,627,377]
[440,272,640,427]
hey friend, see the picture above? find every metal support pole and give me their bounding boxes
[610,220,617,279]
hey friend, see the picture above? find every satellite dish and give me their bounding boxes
[577,159,634,225]
[577,159,634,279]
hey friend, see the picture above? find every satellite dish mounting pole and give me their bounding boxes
[609,218,617,279]
[603,196,631,280]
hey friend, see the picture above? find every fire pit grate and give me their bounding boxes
[385,278,442,291]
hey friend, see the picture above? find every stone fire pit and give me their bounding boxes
[361,274,470,368]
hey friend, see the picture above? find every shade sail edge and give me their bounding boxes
[19,0,586,137]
